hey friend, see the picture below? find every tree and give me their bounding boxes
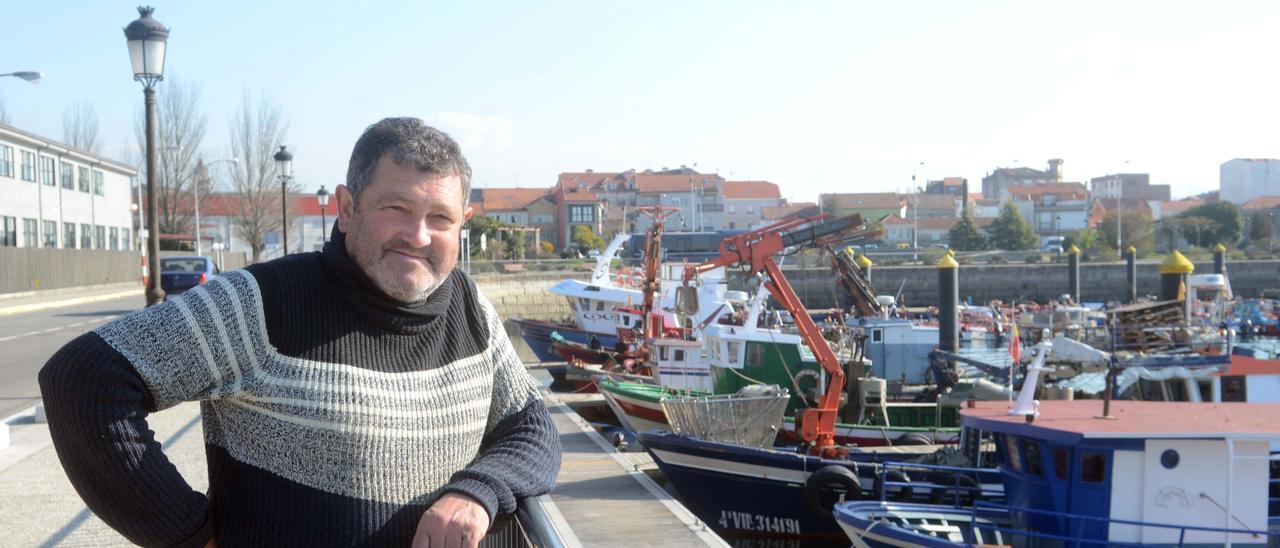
[227,89,290,262]
[63,102,101,153]
[465,215,500,258]
[1099,210,1154,256]
[1064,228,1103,256]
[539,240,555,257]
[987,202,1038,250]
[1249,212,1274,248]
[134,77,207,244]
[1178,202,1244,246]
[571,225,604,253]
[947,213,987,251]
[503,229,526,260]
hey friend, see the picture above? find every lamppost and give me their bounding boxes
[125,6,169,307]
[911,161,925,262]
[194,157,239,256]
[1270,211,1276,255]
[316,186,330,244]
[274,145,293,255]
[0,71,43,83]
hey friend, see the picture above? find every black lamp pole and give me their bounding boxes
[317,186,330,244]
[274,146,293,255]
[125,6,169,306]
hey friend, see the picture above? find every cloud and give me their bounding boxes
[423,112,515,153]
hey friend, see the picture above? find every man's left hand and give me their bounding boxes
[412,493,490,548]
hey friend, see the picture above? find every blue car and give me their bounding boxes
[160,256,220,299]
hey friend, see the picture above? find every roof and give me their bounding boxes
[473,187,550,211]
[632,174,719,194]
[201,193,337,217]
[1241,196,1280,211]
[1161,197,1204,215]
[823,192,904,210]
[0,122,138,174]
[722,180,780,200]
[762,202,819,221]
[1007,182,1088,200]
[561,190,602,203]
[1092,198,1154,217]
[557,171,621,188]
[961,400,1280,443]
[1217,354,1280,377]
[912,194,960,210]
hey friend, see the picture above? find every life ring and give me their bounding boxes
[873,469,914,502]
[804,465,862,520]
[928,472,981,506]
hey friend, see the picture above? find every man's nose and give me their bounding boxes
[402,218,433,248]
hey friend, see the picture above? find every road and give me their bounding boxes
[0,295,145,419]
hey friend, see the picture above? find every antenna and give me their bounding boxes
[1010,342,1053,422]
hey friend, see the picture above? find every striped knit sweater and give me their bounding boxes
[39,234,560,547]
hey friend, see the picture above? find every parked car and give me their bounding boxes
[928,243,950,249]
[863,243,879,250]
[160,256,219,300]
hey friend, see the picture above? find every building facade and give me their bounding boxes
[722,180,782,230]
[981,159,1064,199]
[0,123,137,252]
[1220,159,1280,205]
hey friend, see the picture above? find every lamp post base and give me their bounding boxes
[145,286,166,306]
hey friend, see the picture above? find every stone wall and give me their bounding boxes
[471,271,584,322]
[783,259,1279,307]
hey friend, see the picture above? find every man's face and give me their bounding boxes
[336,155,472,303]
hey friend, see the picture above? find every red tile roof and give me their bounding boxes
[632,174,719,193]
[723,180,781,199]
[473,187,551,211]
[762,202,818,220]
[1007,182,1088,200]
[557,172,620,188]
[1242,196,1280,211]
[1161,197,1204,215]
[201,193,337,217]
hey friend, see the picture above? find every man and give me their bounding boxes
[40,118,560,547]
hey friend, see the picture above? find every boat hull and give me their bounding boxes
[833,501,1014,547]
[509,317,619,380]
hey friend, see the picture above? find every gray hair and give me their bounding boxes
[345,117,472,208]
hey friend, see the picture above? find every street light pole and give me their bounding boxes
[316,186,330,244]
[911,161,924,263]
[125,6,169,307]
[274,146,293,256]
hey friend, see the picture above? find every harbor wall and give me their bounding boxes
[472,271,581,321]
[782,259,1280,308]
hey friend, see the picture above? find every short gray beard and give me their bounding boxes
[363,254,444,304]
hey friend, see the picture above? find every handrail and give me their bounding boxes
[965,500,1276,547]
[480,496,567,548]
[874,461,1002,507]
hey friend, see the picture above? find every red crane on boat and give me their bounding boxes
[678,213,868,457]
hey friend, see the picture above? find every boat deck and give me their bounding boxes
[540,388,727,547]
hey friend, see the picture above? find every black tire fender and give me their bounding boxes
[928,472,981,505]
[873,469,914,502]
[804,465,862,520]
[895,432,934,446]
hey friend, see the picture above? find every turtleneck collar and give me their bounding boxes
[321,225,455,334]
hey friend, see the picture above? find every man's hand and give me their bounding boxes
[412,492,490,548]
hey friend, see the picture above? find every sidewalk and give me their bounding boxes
[0,283,143,317]
[0,402,207,547]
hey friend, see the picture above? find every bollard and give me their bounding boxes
[856,254,873,283]
[1066,245,1080,304]
[1160,251,1194,319]
[1125,245,1137,303]
[938,253,959,352]
[1212,243,1227,275]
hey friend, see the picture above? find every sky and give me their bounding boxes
[3,1,1279,204]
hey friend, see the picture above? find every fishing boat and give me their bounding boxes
[834,399,1280,546]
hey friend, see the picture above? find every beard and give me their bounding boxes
[347,217,449,304]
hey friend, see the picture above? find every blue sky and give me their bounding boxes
[4,1,1279,203]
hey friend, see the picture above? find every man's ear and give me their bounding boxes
[336,185,356,233]
[463,205,473,223]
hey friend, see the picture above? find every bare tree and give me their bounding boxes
[0,94,9,124]
[228,89,291,262]
[134,76,207,247]
[63,102,101,153]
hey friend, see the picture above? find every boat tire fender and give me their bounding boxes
[928,472,980,505]
[895,432,934,446]
[804,465,861,520]
[873,469,913,502]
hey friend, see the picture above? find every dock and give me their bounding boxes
[538,389,727,547]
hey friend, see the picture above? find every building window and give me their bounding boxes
[95,226,106,249]
[41,156,56,186]
[43,220,58,248]
[80,223,92,249]
[570,205,594,223]
[92,170,104,195]
[64,222,77,249]
[78,166,91,192]
[122,228,131,250]
[0,216,15,246]
[0,145,13,178]
[23,219,37,247]
[728,204,736,213]
[21,151,36,181]
[60,161,74,189]
[109,227,119,250]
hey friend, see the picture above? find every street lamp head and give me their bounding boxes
[4,71,43,83]
[316,185,330,207]
[274,145,293,178]
[124,6,169,86]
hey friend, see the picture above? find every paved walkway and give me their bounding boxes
[0,284,143,317]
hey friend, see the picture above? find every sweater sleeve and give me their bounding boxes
[438,296,561,524]
[39,331,214,548]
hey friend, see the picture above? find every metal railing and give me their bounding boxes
[874,461,1004,507]
[967,500,1278,547]
[480,496,567,548]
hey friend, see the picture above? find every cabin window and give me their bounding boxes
[1197,381,1214,402]
[745,344,765,367]
[727,341,741,364]
[1222,376,1247,402]
[674,349,685,361]
[1004,435,1023,473]
[1022,439,1044,477]
[872,329,882,343]
[579,298,590,310]
[1053,447,1068,479]
[596,300,605,311]
[1081,453,1106,483]
[659,346,668,360]
[1160,449,1180,470]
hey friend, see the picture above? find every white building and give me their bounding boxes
[0,123,137,251]
[1220,159,1280,205]
[202,192,336,261]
